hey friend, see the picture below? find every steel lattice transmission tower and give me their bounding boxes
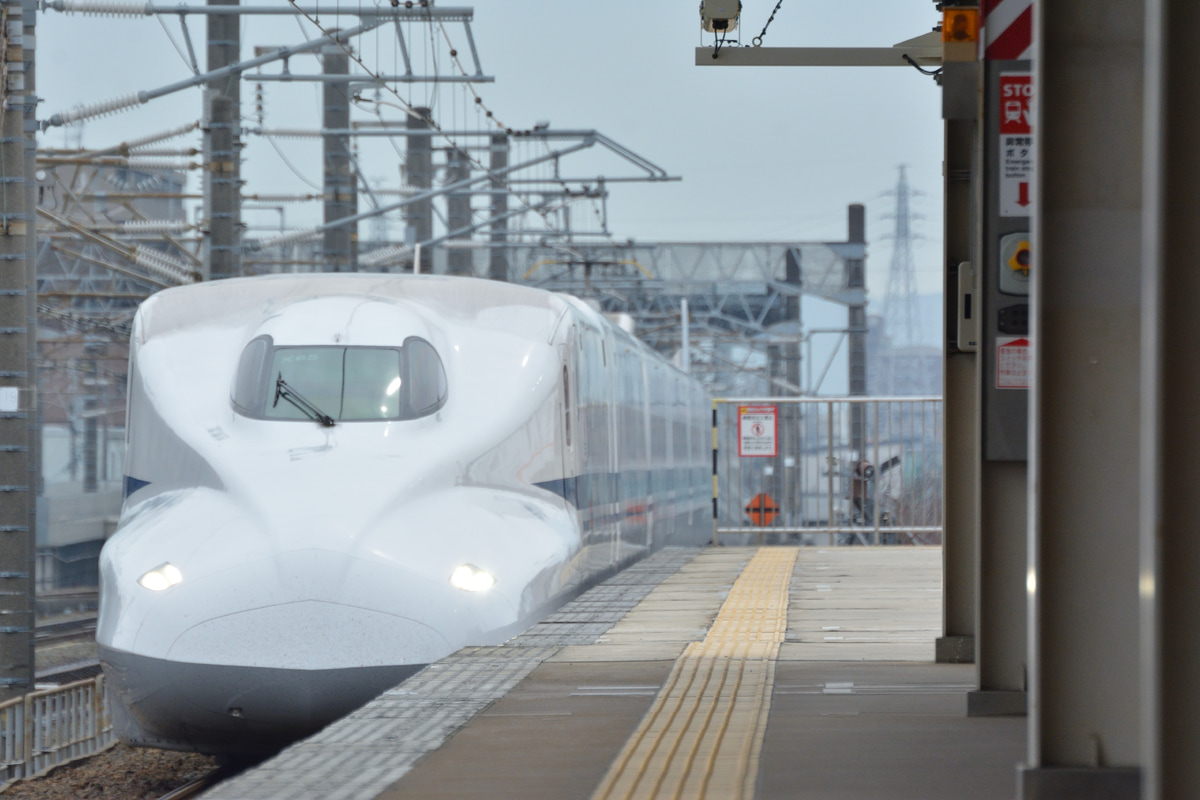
[883,166,921,350]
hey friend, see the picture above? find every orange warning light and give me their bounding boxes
[942,7,980,43]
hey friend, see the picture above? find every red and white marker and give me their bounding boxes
[981,0,1034,61]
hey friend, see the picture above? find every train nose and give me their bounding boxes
[166,599,451,669]
[100,555,458,754]
[106,546,470,667]
[100,607,434,754]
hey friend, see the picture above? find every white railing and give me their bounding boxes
[713,397,944,545]
[0,676,114,786]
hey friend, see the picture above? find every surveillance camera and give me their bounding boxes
[700,0,741,33]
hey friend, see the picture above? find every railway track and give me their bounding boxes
[158,769,225,800]
[35,657,102,685]
[35,613,97,645]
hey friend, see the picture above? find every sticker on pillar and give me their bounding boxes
[998,232,1031,295]
[999,73,1033,218]
[996,336,1030,390]
[737,405,778,457]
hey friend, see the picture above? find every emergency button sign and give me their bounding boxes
[738,405,778,457]
[1000,72,1034,218]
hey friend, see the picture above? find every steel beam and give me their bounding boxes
[252,74,493,84]
[695,44,941,68]
[46,2,476,19]
[700,31,940,69]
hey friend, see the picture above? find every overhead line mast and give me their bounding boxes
[0,0,37,702]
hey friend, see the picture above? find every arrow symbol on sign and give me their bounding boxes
[1017,182,1030,207]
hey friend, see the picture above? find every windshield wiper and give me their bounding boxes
[273,374,336,427]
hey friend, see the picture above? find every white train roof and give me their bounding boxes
[134,273,573,344]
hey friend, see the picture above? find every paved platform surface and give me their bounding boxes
[205,547,1026,800]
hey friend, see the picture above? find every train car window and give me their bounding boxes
[233,337,447,422]
[342,348,402,419]
[405,338,448,416]
[232,336,272,414]
[267,348,346,420]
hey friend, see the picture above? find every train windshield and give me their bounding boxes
[232,336,447,422]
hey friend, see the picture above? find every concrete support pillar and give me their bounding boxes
[405,107,433,273]
[445,148,471,276]
[1142,7,1200,799]
[322,41,356,271]
[1019,1,1145,796]
[488,134,509,281]
[972,463,1026,714]
[846,205,866,458]
[968,57,1030,720]
[203,0,241,280]
[0,0,34,701]
[23,0,38,513]
[937,62,979,665]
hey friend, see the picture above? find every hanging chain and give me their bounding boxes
[751,0,784,47]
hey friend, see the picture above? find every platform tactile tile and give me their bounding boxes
[201,548,701,800]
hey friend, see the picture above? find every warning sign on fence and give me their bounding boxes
[745,493,780,526]
[738,405,778,457]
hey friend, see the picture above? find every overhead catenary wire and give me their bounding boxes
[46,4,663,271]
[264,135,324,190]
[43,20,387,127]
[285,3,593,240]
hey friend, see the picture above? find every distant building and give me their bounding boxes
[867,312,943,397]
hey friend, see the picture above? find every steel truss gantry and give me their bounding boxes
[506,238,866,395]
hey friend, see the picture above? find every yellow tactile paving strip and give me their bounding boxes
[590,547,798,800]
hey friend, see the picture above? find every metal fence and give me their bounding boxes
[0,676,114,786]
[713,397,943,545]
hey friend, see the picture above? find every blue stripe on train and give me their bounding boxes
[534,469,707,509]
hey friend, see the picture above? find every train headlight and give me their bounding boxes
[138,563,183,591]
[450,564,495,592]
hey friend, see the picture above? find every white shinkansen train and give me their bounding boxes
[99,274,712,754]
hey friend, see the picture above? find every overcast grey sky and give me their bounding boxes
[38,1,945,301]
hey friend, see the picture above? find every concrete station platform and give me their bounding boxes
[204,547,1026,800]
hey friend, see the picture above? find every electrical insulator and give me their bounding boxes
[48,0,149,17]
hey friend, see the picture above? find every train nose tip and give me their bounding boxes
[166,600,452,669]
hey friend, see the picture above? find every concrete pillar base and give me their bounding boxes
[1018,766,1140,800]
[935,635,975,663]
[966,690,1026,717]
